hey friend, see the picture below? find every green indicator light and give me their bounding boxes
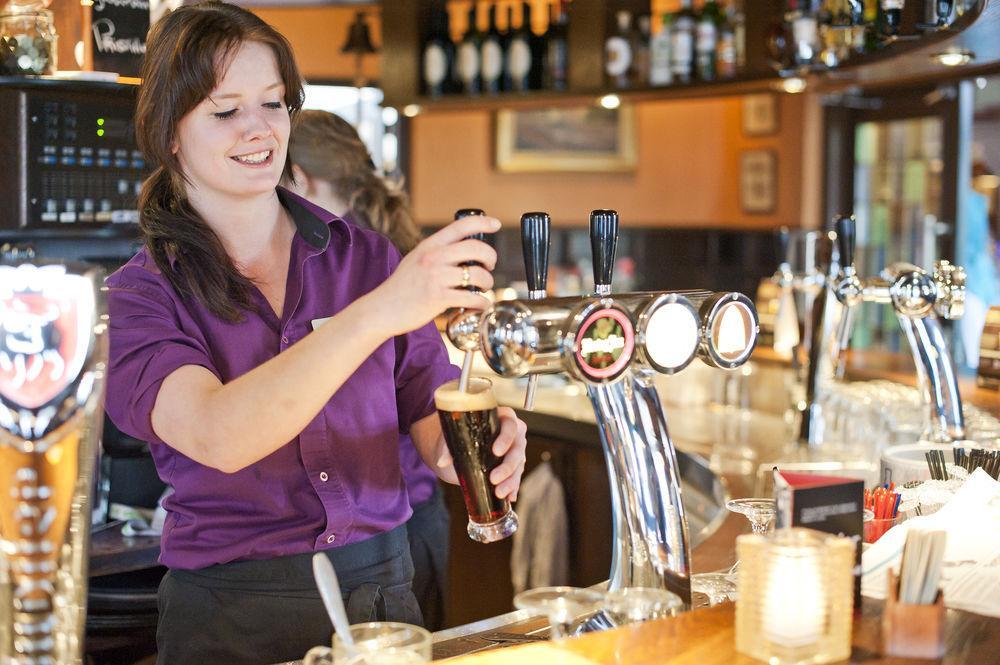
[97,118,105,126]
[97,129,105,137]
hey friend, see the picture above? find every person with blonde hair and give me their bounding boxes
[286,109,451,630]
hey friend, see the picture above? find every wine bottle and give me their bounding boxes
[605,10,633,89]
[716,5,737,79]
[649,12,673,86]
[481,3,504,95]
[670,0,696,84]
[544,1,569,90]
[508,3,533,92]
[457,4,482,95]
[697,0,724,81]
[634,15,652,87]
[421,8,454,98]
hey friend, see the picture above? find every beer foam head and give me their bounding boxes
[434,378,497,412]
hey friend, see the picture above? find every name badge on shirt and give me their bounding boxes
[311,317,331,331]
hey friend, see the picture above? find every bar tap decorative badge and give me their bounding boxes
[0,262,107,665]
[570,304,635,382]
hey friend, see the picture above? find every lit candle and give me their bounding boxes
[762,550,826,648]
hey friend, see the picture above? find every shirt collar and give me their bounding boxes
[163,187,352,268]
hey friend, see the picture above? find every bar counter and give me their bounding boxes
[422,348,1000,664]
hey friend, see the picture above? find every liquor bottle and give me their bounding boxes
[732,0,747,70]
[634,15,652,87]
[544,0,569,90]
[697,0,724,81]
[508,3,533,92]
[716,6,737,79]
[481,3,504,94]
[421,8,454,98]
[605,10,633,89]
[526,1,545,90]
[649,12,673,86]
[456,4,482,95]
[501,5,515,91]
[879,0,904,37]
[670,0,696,84]
[787,0,820,67]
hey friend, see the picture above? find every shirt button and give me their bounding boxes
[319,471,329,482]
[326,534,336,544]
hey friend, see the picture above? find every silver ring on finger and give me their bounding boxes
[461,265,471,289]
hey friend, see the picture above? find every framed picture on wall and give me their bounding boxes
[740,149,777,214]
[495,105,637,173]
[741,94,779,136]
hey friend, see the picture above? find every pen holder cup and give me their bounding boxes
[882,570,945,660]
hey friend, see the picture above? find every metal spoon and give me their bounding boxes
[312,552,355,647]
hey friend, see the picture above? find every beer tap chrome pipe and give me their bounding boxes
[0,261,107,665]
[829,216,967,443]
[444,208,492,393]
[520,212,550,411]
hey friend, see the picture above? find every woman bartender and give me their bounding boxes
[104,2,527,664]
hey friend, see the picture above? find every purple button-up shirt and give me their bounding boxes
[105,188,459,570]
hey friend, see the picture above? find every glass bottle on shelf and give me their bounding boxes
[879,0,905,37]
[716,6,737,79]
[786,0,821,68]
[421,8,453,98]
[605,10,633,89]
[732,0,746,70]
[634,14,652,87]
[456,3,482,95]
[670,0,696,84]
[508,3,533,92]
[649,12,673,86]
[544,0,569,90]
[481,3,504,94]
[697,0,724,81]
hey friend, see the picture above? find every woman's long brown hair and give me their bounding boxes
[288,110,423,255]
[135,0,304,321]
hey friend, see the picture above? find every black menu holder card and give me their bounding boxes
[774,470,864,607]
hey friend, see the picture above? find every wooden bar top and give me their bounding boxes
[443,597,998,664]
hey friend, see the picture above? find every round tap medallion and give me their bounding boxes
[573,305,635,382]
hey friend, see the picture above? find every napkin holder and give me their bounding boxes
[882,570,945,660]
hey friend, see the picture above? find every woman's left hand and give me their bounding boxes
[488,407,528,502]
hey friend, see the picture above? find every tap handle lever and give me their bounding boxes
[834,214,856,274]
[521,212,551,295]
[454,208,494,290]
[776,226,790,270]
[590,209,619,296]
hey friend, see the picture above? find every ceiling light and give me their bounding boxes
[931,48,974,67]
[402,104,421,118]
[599,94,621,110]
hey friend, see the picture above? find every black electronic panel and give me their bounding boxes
[0,78,146,232]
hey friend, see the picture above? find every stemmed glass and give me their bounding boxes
[691,497,776,606]
[513,587,606,640]
[603,587,682,627]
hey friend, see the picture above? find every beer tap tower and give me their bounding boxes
[449,210,760,609]
[800,215,967,445]
[0,261,106,665]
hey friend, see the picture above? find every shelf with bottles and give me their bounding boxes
[381,0,994,111]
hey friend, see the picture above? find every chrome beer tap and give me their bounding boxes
[520,212,550,411]
[829,216,967,443]
[0,260,107,665]
[475,209,759,611]
[445,208,493,392]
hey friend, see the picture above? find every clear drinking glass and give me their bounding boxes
[513,586,605,640]
[304,622,431,665]
[603,587,682,626]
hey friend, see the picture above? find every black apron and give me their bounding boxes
[155,524,421,665]
[406,484,451,631]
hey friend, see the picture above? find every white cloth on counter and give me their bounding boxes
[861,469,1000,618]
[510,461,569,594]
[107,487,171,537]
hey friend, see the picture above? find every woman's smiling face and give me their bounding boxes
[173,41,290,201]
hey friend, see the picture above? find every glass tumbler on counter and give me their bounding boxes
[304,622,431,665]
[603,587,683,626]
[513,586,605,640]
[0,1,57,76]
[735,528,854,665]
[434,377,518,543]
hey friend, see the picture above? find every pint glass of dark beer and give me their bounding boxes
[434,377,518,543]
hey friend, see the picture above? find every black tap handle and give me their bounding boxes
[834,214,856,271]
[453,207,495,253]
[589,209,619,290]
[777,226,790,268]
[520,212,551,293]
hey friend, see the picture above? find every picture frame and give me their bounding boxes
[740,149,777,214]
[495,105,637,173]
[741,94,779,137]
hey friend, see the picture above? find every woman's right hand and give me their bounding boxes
[366,215,500,338]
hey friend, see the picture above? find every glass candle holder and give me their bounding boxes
[735,527,854,665]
